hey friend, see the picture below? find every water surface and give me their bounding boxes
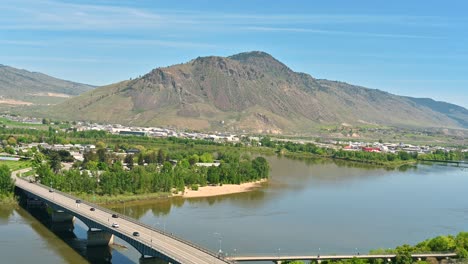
[2,156,467,262]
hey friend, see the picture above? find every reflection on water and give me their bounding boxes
[111,156,468,258]
[1,155,467,263]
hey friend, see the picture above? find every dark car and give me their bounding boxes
[90,207,95,211]
[112,214,119,218]
[76,199,82,204]
[133,232,140,237]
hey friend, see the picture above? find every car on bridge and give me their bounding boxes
[112,214,119,218]
[133,231,140,237]
[76,199,82,204]
[49,188,54,193]
[90,207,95,211]
[112,223,119,228]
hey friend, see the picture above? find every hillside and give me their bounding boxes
[405,97,468,128]
[45,51,468,133]
[0,64,94,106]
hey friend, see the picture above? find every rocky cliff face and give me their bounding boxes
[47,51,467,132]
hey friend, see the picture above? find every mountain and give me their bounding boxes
[404,97,468,128]
[0,64,95,106]
[46,51,468,133]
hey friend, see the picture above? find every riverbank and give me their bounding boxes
[0,195,18,205]
[182,179,267,198]
[76,192,172,205]
[74,179,267,205]
[277,150,418,168]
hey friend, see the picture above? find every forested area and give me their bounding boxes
[260,136,467,165]
[36,147,269,196]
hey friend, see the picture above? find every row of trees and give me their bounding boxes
[333,150,418,163]
[260,136,467,165]
[37,148,269,196]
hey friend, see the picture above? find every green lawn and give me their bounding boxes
[0,160,31,171]
[0,117,46,129]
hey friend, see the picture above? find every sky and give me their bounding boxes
[1,0,467,108]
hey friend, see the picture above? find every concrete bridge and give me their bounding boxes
[228,253,458,263]
[13,169,232,264]
[12,169,458,264]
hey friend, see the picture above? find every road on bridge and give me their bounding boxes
[12,169,231,264]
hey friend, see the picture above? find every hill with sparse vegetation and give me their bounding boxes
[0,64,94,106]
[43,51,467,133]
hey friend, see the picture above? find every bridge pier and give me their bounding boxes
[273,261,282,264]
[87,229,114,247]
[51,210,75,223]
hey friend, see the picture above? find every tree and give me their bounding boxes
[427,236,456,251]
[7,136,17,146]
[207,166,220,184]
[252,157,269,178]
[200,152,214,163]
[137,152,145,165]
[124,154,134,170]
[96,141,106,149]
[157,149,167,164]
[188,154,199,165]
[0,165,14,197]
[49,151,62,173]
[394,244,414,264]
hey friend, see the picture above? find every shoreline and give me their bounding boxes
[182,179,267,198]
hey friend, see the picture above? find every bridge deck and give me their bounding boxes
[229,253,457,262]
[13,169,230,264]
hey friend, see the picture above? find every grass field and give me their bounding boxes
[0,117,47,129]
[0,160,31,171]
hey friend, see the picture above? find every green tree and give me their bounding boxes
[124,154,134,170]
[394,244,413,264]
[0,165,14,197]
[252,157,270,178]
[49,151,62,173]
[427,236,456,251]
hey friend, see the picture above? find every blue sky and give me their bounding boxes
[1,0,467,108]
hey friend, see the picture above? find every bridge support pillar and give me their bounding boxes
[51,210,75,223]
[87,230,114,247]
[274,261,282,264]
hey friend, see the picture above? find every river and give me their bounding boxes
[1,156,467,263]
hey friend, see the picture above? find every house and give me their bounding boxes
[362,147,381,153]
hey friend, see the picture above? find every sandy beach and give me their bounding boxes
[182,179,267,198]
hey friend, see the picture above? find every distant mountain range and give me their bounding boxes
[0,64,94,106]
[8,51,468,133]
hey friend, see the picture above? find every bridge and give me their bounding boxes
[227,253,458,263]
[12,169,232,264]
[12,169,459,264]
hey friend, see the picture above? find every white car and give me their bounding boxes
[112,223,119,228]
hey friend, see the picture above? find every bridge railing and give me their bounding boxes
[28,179,231,263]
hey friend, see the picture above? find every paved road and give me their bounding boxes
[13,169,230,264]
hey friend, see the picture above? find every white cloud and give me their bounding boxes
[244,26,441,39]
[0,0,461,33]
